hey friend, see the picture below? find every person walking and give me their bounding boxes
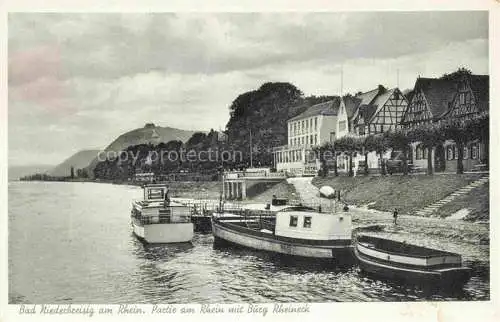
[393,208,399,225]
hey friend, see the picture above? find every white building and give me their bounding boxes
[273,98,349,176]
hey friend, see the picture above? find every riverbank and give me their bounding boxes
[312,173,488,220]
[14,178,297,204]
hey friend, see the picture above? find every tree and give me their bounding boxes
[464,112,489,166]
[441,119,468,174]
[361,134,378,175]
[387,129,412,176]
[441,67,472,81]
[408,124,445,175]
[335,136,362,177]
[313,142,336,177]
[372,133,390,175]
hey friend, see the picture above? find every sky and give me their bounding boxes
[8,12,488,166]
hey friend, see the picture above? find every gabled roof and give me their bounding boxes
[413,78,457,118]
[288,97,341,122]
[360,88,397,123]
[356,88,380,106]
[351,86,393,123]
[469,75,489,112]
[343,96,362,119]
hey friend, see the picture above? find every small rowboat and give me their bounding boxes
[354,235,472,288]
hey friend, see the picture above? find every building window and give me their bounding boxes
[302,121,305,134]
[289,215,298,227]
[454,145,458,159]
[310,135,314,145]
[460,93,465,105]
[330,132,336,142]
[447,145,455,160]
[463,146,469,160]
[339,120,346,132]
[314,135,318,145]
[315,117,318,131]
[303,216,312,228]
[358,125,365,136]
[472,144,478,159]
[306,119,309,132]
[416,145,422,160]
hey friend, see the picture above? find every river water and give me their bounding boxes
[8,181,489,303]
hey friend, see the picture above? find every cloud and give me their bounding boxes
[8,12,488,165]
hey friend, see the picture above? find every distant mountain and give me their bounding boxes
[104,123,196,154]
[86,124,197,176]
[8,164,53,181]
[49,149,101,177]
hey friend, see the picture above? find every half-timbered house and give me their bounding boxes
[351,86,409,135]
[403,75,489,172]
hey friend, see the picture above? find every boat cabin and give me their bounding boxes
[132,184,191,225]
[275,207,352,240]
[143,183,168,202]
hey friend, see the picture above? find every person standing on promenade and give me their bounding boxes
[393,208,398,225]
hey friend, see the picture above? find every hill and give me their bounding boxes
[86,124,197,176]
[104,123,196,154]
[49,150,101,177]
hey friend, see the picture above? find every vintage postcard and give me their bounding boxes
[2,1,498,322]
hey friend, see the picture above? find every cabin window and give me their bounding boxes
[303,216,312,228]
[289,215,298,227]
[147,188,164,200]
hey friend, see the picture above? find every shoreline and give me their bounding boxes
[11,176,489,224]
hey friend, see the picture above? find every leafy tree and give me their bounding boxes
[313,142,337,177]
[408,124,445,175]
[441,67,472,81]
[440,119,468,174]
[372,133,390,175]
[335,136,362,177]
[386,129,411,176]
[361,135,378,175]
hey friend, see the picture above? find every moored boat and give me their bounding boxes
[131,183,193,243]
[354,235,472,288]
[211,204,354,264]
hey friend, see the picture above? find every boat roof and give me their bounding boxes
[143,183,168,188]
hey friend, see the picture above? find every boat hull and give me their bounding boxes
[212,219,354,264]
[132,220,194,244]
[354,245,472,288]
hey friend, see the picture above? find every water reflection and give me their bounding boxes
[8,182,490,303]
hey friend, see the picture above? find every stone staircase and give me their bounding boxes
[413,175,489,217]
